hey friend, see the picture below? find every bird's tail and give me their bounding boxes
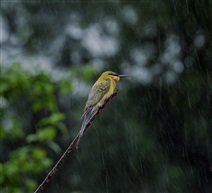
[76,108,93,148]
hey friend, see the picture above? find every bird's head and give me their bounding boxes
[101,71,129,83]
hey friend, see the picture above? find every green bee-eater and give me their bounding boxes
[78,71,129,144]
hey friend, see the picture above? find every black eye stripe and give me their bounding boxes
[110,73,118,76]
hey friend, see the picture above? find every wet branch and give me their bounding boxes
[34,89,119,193]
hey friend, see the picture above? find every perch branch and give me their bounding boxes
[34,89,119,193]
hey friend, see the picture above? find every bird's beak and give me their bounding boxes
[118,74,130,78]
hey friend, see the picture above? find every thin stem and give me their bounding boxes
[34,89,119,193]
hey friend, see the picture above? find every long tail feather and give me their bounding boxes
[76,108,93,148]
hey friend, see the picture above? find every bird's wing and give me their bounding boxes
[81,79,110,118]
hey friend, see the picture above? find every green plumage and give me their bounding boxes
[77,71,128,147]
[82,79,111,117]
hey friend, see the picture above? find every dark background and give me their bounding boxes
[1,1,212,193]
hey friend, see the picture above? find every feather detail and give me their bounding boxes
[80,107,92,119]
[77,108,92,147]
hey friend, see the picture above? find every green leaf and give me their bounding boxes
[39,112,65,126]
[60,81,72,94]
[32,148,46,159]
[37,126,56,141]
[25,134,38,143]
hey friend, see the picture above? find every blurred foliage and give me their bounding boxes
[0,64,72,193]
[1,0,212,193]
[71,65,98,83]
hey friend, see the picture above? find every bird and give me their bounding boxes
[77,71,129,146]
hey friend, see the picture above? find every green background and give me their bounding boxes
[1,1,212,193]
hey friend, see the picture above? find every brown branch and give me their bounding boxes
[34,89,119,193]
